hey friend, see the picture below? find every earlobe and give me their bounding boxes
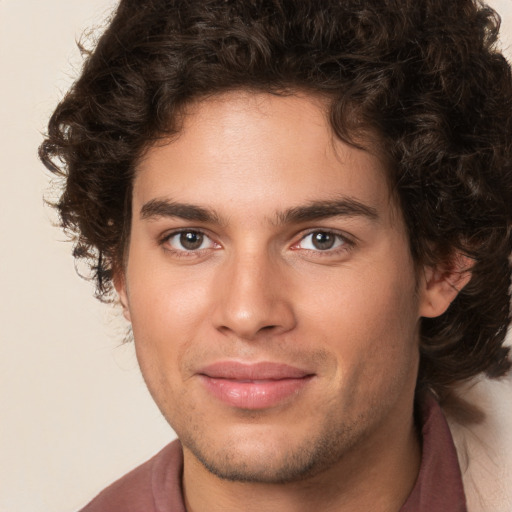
[113,272,132,323]
[419,254,473,318]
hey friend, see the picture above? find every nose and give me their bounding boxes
[212,250,297,341]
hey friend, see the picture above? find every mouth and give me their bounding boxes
[198,361,315,410]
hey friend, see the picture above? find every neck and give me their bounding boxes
[181,406,420,512]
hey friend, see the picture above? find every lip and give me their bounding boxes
[198,361,314,410]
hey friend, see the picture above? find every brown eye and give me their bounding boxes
[180,231,204,250]
[165,230,216,252]
[311,232,336,250]
[296,231,348,252]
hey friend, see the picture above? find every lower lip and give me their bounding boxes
[200,375,313,410]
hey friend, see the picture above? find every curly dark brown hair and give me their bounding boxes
[39,0,512,400]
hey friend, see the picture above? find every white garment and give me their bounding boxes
[448,374,512,512]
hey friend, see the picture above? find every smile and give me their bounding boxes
[198,362,315,410]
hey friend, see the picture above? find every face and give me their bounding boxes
[118,91,431,484]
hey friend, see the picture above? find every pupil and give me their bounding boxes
[312,232,335,250]
[180,232,203,250]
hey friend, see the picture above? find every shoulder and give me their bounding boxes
[446,378,512,512]
[78,440,184,512]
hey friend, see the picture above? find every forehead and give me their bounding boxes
[133,91,396,223]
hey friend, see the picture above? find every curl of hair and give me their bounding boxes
[39,0,512,400]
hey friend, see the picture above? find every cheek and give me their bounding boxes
[298,259,421,389]
[126,243,212,333]
[124,259,208,390]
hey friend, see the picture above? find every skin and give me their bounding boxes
[116,91,465,512]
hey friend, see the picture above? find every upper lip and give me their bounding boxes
[198,361,313,380]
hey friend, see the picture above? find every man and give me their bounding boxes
[39,0,512,511]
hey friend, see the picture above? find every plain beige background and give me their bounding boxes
[0,1,511,511]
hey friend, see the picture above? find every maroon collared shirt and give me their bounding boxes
[79,394,467,512]
[400,393,467,511]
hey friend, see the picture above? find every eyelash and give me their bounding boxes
[160,230,219,258]
[159,229,354,257]
[292,230,354,256]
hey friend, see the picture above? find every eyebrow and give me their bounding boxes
[140,197,378,225]
[274,198,378,224]
[140,199,222,223]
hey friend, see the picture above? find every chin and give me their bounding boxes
[189,443,326,484]
[180,420,360,484]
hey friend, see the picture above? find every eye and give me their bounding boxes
[296,231,348,251]
[164,230,217,252]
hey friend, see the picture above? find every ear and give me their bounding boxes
[419,253,473,318]
[113,271,131,323]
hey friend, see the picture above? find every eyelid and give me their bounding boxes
[160,228,220,252]
[158,227,355,256]
[291,229,355,252]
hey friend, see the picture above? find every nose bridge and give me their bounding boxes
[213,244,295,340]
